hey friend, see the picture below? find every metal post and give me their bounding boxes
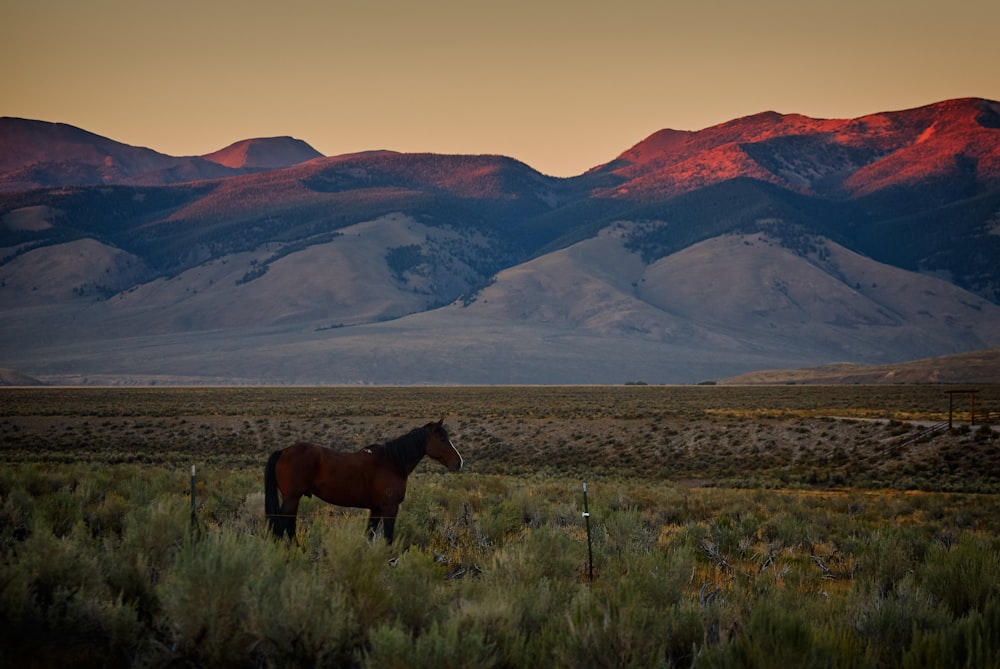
[190,465,197,530]
[583,482,593,584]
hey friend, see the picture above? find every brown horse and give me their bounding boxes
[264,419,462,543]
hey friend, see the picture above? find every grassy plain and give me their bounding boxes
[1,385,999,667]
[3,384,998,489]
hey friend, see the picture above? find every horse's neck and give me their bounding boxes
[383,429,427,472]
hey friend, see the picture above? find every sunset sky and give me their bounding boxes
[4,0,999,177]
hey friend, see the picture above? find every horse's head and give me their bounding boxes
[426,419,463,472]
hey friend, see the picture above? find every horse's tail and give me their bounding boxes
[264,450,284,537]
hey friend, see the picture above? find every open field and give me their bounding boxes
[2,385,999,667]
[2,385,998,490]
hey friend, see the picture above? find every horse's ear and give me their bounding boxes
[436,417,444,428]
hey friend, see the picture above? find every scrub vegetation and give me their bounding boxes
[1,385,998,667]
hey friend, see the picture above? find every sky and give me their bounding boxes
[4,0,999,177]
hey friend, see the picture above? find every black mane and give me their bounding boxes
[380,425,429,472]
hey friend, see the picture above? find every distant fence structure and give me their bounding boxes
[879,388,994,455]
[890,421,951,451]
[945,389,978,429]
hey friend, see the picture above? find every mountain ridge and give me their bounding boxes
[0,117,324,189]
[2,98,999,384]
[588,97,1000,202]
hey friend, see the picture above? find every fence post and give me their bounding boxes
[583,482,594,584]
[190,465,197,530]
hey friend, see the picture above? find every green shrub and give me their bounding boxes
[362,618,496,669]
[853,577,952,667]
[559,582,701,668]
[157,531,259,665]
[308,519,395,630]
[600,505,657,566]
[386,547,449,633]
[394,485,447,548]
[0,485,34,545]
[478,499,524,546]
[490,524,583,585]
[852,526,926,597]
[764,510,814,548]
[249,542,359,667]
[87,490,130,536]
[0,523,142,666]
[120,498,188,578]
[695,599,876,669]
[917,533,1000,617]
[903,600,1000,669]
[36,486,83,537]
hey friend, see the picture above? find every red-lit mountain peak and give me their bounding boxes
[610,112,838,171]
[591,112,832,199]
[843,98,1000,194]
[591,98,1000,201]
[201,136,323,170]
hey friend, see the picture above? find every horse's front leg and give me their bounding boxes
[367,506,399,543]
[382,512,398,544]
[366,511,382,542]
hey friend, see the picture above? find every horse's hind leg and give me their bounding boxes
[279,495,302,541]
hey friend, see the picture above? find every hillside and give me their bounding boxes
[0,368,44,386]
[1,99,999,384]
[719,348,1000,385]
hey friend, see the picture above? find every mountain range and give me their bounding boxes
[2,98,999,385]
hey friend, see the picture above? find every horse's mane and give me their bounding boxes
[379,425,429,471]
